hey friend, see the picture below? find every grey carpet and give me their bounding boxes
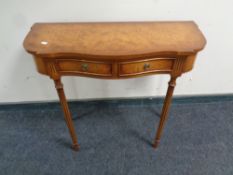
[0,98,233,175]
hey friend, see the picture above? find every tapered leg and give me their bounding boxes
[153,76,177,148]
[54,79,80,151]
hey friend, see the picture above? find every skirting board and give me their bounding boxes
[0,94,233,111]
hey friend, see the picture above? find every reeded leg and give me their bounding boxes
[153,76,177,148]
[54,79,80,151]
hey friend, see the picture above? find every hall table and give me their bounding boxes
[23,21,206,151]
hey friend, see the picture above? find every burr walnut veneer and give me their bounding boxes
[23,21,206,151]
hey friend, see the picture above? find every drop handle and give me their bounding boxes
[81,63,88,71]
[143,63,150,70]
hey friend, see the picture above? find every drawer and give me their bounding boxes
[56,59,112,77]
[119,58,174,76]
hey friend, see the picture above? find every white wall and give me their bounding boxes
[0,0,233,103]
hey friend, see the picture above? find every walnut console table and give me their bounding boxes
[23,21,206,151]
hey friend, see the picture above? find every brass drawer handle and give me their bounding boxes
[81,63,88,71]
[143,63,150,70]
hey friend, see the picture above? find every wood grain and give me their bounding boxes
[119,58,174,77]
[23,21,206,60]
[56,59,112,77]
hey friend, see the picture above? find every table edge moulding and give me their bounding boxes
[23,21,206,151]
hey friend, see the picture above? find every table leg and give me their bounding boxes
[54,79,80,151]
[153,76,177,148]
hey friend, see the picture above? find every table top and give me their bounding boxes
[23,21,206,60]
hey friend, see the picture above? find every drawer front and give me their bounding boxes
[119,58,174,76]
[56,59,112,77]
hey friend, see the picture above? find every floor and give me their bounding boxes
[0,96,233,175]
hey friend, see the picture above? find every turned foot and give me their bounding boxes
[72,144,80,151]
[152,140,160,149]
